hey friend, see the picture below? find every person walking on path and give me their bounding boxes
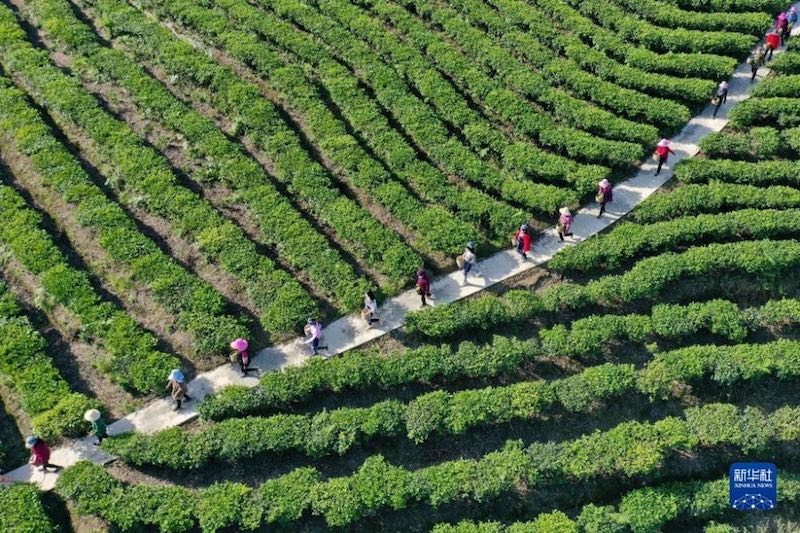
[304,318,328,355]
[766,30,780,61]
[777,12,789,43]
[712,80,728,117]
[416,268,432,307]
[363,290,380,325]
[513,224,531,260]
[458,241,480,285]
[788,7,798,34]
[230,338,256,376]
[557,207,573,241]
[25,436,59,472]
[597,179,613,217]
[655,138,676,176]
[84,409,107,445]
[749,46,766,81]
[166,369,191,411]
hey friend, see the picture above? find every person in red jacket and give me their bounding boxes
[25,436,60,472]
[655,138,676,176]
[416,268,432,307]
[513,224,531,260]
[766,30,781,60]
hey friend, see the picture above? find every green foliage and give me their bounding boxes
[632,182,800,223]
[62,406,800,528]
[0,483,56,533]
[200,335,539,419]
[89,0,422,289]
[0,3,310,334]
[568,0,756,57]
[699,127,782,160]
[550,208,800,274]
[0,282,99,439]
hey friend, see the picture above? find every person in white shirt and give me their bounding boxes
[303,318,328,355]
[461,241,479,285]
[713,80,729,117]
[363,290,379,325]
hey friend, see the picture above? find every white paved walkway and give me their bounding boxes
[4,29,791,489]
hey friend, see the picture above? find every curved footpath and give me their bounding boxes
[6,22,797,489]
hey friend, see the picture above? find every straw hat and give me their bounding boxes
[657,138,671,147]
[83,409,101,423]
[559,207,571,216]
[230,338,248,352]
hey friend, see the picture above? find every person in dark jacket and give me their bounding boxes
[416,268,432,307]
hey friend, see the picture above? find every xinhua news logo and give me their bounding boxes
[730,463,777,511]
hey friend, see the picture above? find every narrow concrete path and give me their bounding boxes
[5,28,791,489]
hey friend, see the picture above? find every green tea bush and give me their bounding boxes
[200,336,539,420]
[699,127,781,160]
[0,483,56,533]
[631,182,800,223]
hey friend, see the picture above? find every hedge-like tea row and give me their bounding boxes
[84,0,421,291]
[0,483,56,533]
[302,0,609,194]
[348,0,647,169]
[550,208,800,273]
[568,0,756,57]
[699,127,782,160]
[540,298,800,357]
[407,239,800,337]
[433,471,800,533]
[729,97,800,129]
[0,70,241,361]
[631,182,800,223]
[770,50,800,74]
[663,0,785,13]
[104,399,406,468]
[488,0,716,104]
[111,336,800,469]
[610,0,771,35]
[137,0,526,231]
[59,403,800,528]
[754,75,800,98]
[0,280,99,440]
[199,335,539,420]
[237,1,608,195]
[531,0,736,80]
[380,0,649,165]
[676,158,800,186]
[0,160,178,393]
[0,4,316,335]
[28,0,370,311]
[106,0,479,259]
[443,0,691,131]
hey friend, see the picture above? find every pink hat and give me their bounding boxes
[657,138,671,147]
[599,178,610,188]
[792,7,797,12]
[230,338,248,351]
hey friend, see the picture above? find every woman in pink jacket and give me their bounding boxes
[557,207,573,241]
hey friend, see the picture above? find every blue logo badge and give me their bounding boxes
[730,463,777,511]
